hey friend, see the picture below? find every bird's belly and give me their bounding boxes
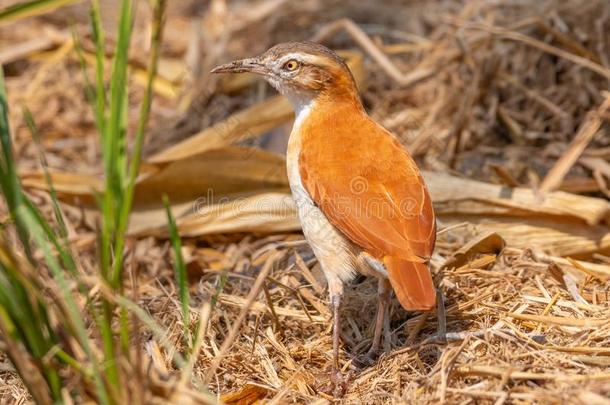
[286,151,357,284]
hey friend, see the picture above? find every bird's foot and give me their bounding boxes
[331,368,351,398]
[353,347,380,367]
[320,368,351,399]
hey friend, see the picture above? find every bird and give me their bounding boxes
[212,41,436,392]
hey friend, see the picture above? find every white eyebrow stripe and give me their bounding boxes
[277,53,327,66]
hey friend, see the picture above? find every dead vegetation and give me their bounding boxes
[1,0,610,403]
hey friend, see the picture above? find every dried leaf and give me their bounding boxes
[130,193,299,236]
[220,383,269,405]
[443,231,506,269]
[21,147,289,208]
[135,147,288,207]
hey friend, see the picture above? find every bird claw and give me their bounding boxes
[319,368,351,399]
[331,369,351,398]
[353,349,379,367]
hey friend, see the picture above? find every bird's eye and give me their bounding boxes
[283,60,299,71]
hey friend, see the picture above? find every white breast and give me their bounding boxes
[286,103,358,286]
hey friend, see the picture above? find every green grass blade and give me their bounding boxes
[0,0,79,25]
[89,0,106,134]
[99,0,133,285]
[111,0,166,287]
[88,3,112,285]
[114,295,186,369]
[163,194,190,343]
[211,271,228,311]
[0,69,19,199]
[23,197,77,274]
[22,107,69,239]
[72,27,101,129]
[0,68,33,258]
[1,75,72,275]
[105,0,132,196]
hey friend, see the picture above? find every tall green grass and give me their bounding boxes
[1,66,109,404]
[0,0,193,403]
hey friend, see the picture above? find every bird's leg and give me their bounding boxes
[365,277,391,360]
[327,278,349,398]
[331,292,342,377]
[436,287,447,342]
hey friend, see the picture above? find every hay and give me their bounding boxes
[1,0,610,403]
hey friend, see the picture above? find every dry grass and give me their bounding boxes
[1,0,610,403]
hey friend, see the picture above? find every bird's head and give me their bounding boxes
[211,41,360,111]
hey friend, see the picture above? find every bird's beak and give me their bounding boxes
[210,57,268,75]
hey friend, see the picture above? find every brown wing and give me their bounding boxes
[298,104,436,262]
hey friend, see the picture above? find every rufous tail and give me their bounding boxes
[383,256,436,311]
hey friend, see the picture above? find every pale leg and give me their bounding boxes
[366,277,392,359]
[327,277,348,397]
[436,287,446,342]
[331,293,342,376]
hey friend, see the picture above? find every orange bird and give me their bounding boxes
[212,42,436,384]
